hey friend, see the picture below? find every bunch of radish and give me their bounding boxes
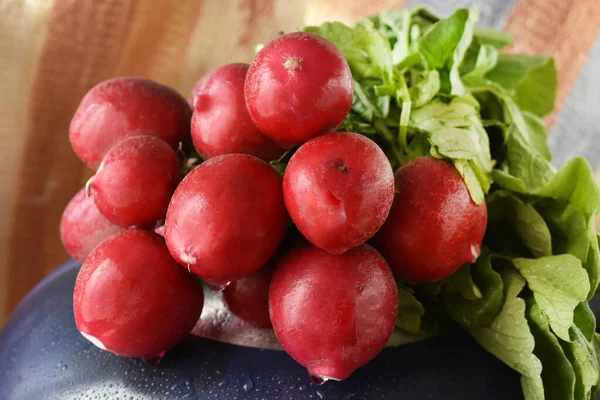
[62,32,487,382]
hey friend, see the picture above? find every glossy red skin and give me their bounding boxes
[91,136,180,228]
[283,132,394,254]
[269,244,398,381]
[222,259,275,328]
[60,188,124,262]
[190,63,283,161]
[244,32,353,148]
[73,229,204,358]
[374,156,488,285]
[70,77,191,169]
[164,154,288,283]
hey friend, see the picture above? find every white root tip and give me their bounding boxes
[84,175,96,198]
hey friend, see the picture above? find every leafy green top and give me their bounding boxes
[304,7,600,400]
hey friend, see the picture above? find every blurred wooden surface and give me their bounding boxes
[0,0,599,326]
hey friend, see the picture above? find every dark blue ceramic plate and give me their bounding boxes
[1,261,595,400]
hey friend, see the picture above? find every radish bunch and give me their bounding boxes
[62,31,486,383]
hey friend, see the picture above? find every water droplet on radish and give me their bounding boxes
[141,352,165,367]
[309,375,327,386]
[205,280,231,292]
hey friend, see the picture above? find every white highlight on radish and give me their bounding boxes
[471,244,480,260]
[179,250,197,266]
[80,331,107,351]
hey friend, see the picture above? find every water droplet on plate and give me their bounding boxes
[298,384,307,391]
[242,376,254,392]
[316,389,326,399]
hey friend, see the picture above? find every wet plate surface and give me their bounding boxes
[1,261,597,400]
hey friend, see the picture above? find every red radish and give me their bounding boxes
[89,135,180,228]
[269,244,398,382]
[60,188,124,262]
[70,77,191,169]
[165,154,288,287]
[222,257,276,328]
[283,132,394,254]
[73,229,203,359]
[244,32,353,148]
[190,63,283,161]
[374,156,487,284]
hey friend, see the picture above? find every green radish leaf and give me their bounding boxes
[512,201,553,258]
[560,325,599,400]
[337,113,378,135]
[473,27,513,50]
[485,54,557,117]
[503,122,555,191]
[513,255,589,342]
[573,302,596,342]
[526,298,576,400]
[445,254,504,328]
[535,200,589,265]
[469,268,544,400]
[486,191,553,258]
[373,9,413,65]
[522,111,552,161]
[352,79,391,121]
[303,20,393,81]
[447,263,483,300]
[462,44,498,80]
[409,70,440,107]
[430,127,482,159]
[395,284,425,334]
[454,159,485,204]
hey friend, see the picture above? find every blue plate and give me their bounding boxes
[0,260,578,399]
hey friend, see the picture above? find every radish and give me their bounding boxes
[222,258,275,328]
[69,77,191,169]
[89,135,180,228]
[374,156,488,284]
[283,132,394,254]
[269,244,398,382]
[73,229,204,359]
[164,154,288,288]
[190,63,283,161]
[60,188,124,262]
[244,32,353,148]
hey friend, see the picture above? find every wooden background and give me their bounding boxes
[1,0,599,326]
